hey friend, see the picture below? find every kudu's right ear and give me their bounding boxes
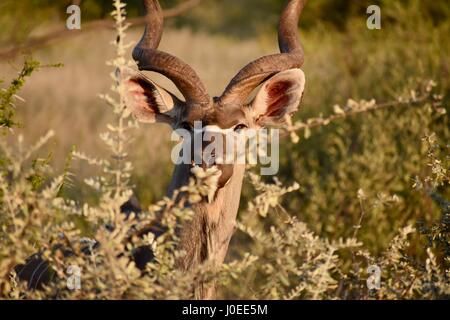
[249,69,305,127]
[124,74,184,125]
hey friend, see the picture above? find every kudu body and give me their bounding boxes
[126,0,307,298]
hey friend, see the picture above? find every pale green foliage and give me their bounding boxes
[0,130,61,295]
[285,81,444,143]
[247,172,300,218]
[0,60,40,129]
[236,215,361,299]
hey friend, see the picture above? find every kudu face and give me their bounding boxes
[126,0,306,198]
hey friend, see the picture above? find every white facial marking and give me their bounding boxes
[196,125,233,134]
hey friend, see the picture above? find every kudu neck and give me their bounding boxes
[168,163,246,271]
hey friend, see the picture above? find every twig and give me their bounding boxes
[284,82,442,141]
[353,198,366,239]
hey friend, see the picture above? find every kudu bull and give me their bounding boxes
[16,0,307,300]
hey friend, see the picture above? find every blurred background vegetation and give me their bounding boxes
[0,0,449,272]
[1,0,450,43]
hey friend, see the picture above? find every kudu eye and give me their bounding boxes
[234,124,248,133]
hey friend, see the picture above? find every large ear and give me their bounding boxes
[250,68,305,126]
[124,73,184,125]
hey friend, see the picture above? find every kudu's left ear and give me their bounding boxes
[124,74,184,125]
[250,68,305,126]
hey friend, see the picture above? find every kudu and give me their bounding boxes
[16,0,307,299]
[125,0,307,298]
